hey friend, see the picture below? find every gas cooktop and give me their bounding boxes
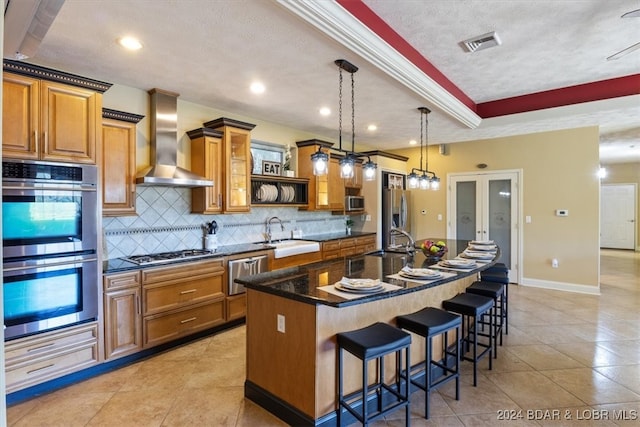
[122,249,213,265]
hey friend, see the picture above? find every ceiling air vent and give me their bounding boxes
[461,31,501,53]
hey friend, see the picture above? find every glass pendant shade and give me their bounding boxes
[339,156,355,179]
[363,160,376,181]
[311,149,329,176]
[430,176,440,190]
[407,172,419,189]
[419,174,430,190]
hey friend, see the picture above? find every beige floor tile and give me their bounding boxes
[593,402,640,426]
[486,371,585,409]
[480,346,535,373]
[541,368,640,405]
[550,341,635,367]
[535,406,619,426]
[9,391,113,427]
[437,373,521,416]
[507,345,585,371]
[457,412,540,426]
[161,386,244,426]
[85,389,176,427]
[595,365,640,394]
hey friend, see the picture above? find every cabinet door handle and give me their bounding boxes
[218,194,222,207]
[27,343,55,352]
[180,289,196,295]
[136,295,140,315]
[27,364,55,375]
[180,317,197,324]
[34,131,38,149]
[43,131,48,152]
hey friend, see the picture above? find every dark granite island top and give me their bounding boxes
[236,239,498,308]
[242,240,500,426]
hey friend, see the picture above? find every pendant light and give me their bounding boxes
[408,107,440,191]
[310,59,377,181]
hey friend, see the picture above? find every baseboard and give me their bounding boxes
[520,277,601,295]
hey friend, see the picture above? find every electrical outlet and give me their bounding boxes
[277,314,285,333]
[365,214,371,221]
[437,214,443,221]
[552,259,559,268]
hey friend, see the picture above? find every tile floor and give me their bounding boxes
[6,249,640,426]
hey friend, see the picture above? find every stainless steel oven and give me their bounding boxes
[2,159,100,340]
[2,160,98,259]
[3,253,99,341]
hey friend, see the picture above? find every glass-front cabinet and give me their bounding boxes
[192,117,256,213]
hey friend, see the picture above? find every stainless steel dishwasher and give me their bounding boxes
[228,255,268,295]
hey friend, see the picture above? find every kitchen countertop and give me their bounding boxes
[102,232,376,274]
[236,238,499,308]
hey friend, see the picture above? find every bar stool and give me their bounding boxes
[442,293,494,386]
[466,281,505,358]
[480,264,509,334]
[337,322,412,426]
[396,307,461,419]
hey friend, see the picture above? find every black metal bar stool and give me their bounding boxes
[396,307,461,419]
[466,280,505,358]
[442,293,494,386]
[480,264,509,334]
[337,322,412,426]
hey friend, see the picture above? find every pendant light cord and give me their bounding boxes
[351,71,355,154]
[338,66,343,151]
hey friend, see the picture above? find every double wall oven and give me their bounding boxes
[2,160,99,341]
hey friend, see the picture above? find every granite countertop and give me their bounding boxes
[103,242,271,274]
[103,232,377,274]
[237,239,499,308]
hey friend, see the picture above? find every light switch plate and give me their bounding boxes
[277,314,285,333]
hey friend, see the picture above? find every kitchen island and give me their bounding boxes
[237,239,499,426]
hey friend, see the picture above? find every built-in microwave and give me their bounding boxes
[345,195,365,211]
[2,160,98,259]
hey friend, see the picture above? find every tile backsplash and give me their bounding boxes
[103,186,348,259]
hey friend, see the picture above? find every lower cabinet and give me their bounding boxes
[141,258,226,348]
[226,294,247,322]
[5,322,100,393]
[321,235,376,260]
[103,270,142,360]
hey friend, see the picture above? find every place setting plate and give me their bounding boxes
[335,277,384,293]
[398,266,442,280]
[460,250,494,260]
[437,259,477,269]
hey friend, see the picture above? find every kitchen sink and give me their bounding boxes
[268,240,320,258]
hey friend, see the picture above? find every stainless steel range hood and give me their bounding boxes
[135,88,213,187]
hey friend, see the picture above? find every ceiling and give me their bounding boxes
[5,0,640,163]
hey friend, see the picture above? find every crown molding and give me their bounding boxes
[277,0,481,129]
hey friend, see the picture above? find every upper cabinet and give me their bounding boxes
[102,109,144,216]
[188,128,224,214]
[2,60,112,164]
[296,139,345,212]
[189,117,256,214]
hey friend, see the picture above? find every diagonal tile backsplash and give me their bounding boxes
[103,186,347,260]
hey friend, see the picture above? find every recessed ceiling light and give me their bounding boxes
[117,36,142,51]
[409,139,417,145]
[367,124,377,131]
[250,81,266,94]
[319,107,331,116]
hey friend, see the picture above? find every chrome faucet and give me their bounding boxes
[266,216,285,244]
[390,227,416,254]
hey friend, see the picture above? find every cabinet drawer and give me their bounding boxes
[323,250,341,260]
[322,241,340,252]
[340,247,358,257]
[143,274,224,316]
[355,235,376,246]
[104,270,141,291]
[339,238,356,249]
[143,300,225,348]
[6,341,99,393]
[141,258,224,284]
[5,322,98,364]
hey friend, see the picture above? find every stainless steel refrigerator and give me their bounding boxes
[382,188,412,250]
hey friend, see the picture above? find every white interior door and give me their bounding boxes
[601,184,636,250]
[449,171,521,282]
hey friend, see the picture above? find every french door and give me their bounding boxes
[448,171,521,282]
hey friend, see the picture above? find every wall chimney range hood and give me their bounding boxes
[136,89,213,187]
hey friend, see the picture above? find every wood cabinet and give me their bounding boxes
[327,156,345,211]
[2,61,111,163]
[188,128,224,213]
[296,139,348,211]
[321,235,376,260]
[103,270,142,360]
[344,162,363,189]
[5,322,100,393]
[102,109,144,216]
[205,117,256,213]
[141,258,226,348]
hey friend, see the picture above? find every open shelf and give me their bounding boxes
[251,175,309,207]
